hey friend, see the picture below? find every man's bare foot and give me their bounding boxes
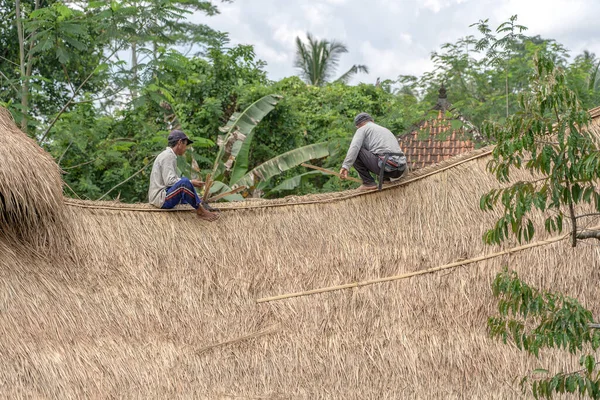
[357,184,377,191]
[196,206,219,221]
[203,203,221,213]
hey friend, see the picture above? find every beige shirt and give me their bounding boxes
[148,147,181,207]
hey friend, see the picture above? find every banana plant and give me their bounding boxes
[233,142,330,190]
[203,94,331,201]
[211,94,283,179]
[178,94,330,201]
[175,93,332,201]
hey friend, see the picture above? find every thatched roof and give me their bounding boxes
[2,106,600,398]
[0,108,64,248]
[399,86,482,170]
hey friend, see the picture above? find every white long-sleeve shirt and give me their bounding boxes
[342,122,402,171]
[148,147,181,207]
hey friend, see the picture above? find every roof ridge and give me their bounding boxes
[64,146,494,213]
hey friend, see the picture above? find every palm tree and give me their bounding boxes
[581,50,600,92]
[294,33,368,86]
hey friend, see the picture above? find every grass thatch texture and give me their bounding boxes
[2,107,600,398]
[0,107,64,247]
[2,147,599,398]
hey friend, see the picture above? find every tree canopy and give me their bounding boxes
[0,9,599,203]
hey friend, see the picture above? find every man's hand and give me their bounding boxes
[191,179,204,188]
[339,168,348,179]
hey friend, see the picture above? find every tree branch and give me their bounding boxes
[575,213,600,220]
[70,86,128,105]
[39,48,120,143]
[63,181,82,200]
[576,230,600,241]
[0,70,19,93]
[568,198,577,247]
[62,159,97,171]
[97,160,154,201]
[57,140,73,166]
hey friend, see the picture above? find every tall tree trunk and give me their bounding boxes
[15,0,27,130]
[152,40,158,79]
[131,41,138,98]
[505,67,509,119]
[130,2,138,98]
[15,0,40,132]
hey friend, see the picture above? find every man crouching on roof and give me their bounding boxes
[339,112,407,190]
[148,129,219,222]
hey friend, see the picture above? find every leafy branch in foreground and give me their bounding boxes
[489,268,600,399]
[480,53,600,247]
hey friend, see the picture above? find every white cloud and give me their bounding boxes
[399,33,413,45]
[191,0,600,85]
[272,24,306,47]
[359,41,433,79]
[420,0,470,13]
[301,3,331,28]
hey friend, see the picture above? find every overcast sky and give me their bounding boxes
[191,0,600,85]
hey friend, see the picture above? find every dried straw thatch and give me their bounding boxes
[2,106,600,398]
[0,108,64,248]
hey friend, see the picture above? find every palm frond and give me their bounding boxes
[335,64,369,84]
[294,33,352,86]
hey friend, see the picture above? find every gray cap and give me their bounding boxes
[168,129,193,145]
[354,112,373,126]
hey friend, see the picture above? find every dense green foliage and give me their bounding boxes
[479,29,600,400]
[489,269,600,399]
[480,54,600,247]
[1,7,600,203]
[401,16,600,127]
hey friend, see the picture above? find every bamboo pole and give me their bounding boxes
[301,163,362,183]
[207,186,246,202]
[195,324,279,355]
[202,173,213,202]
[256,232,571,303]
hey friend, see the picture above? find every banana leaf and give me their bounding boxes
[269,171,324,192]
[211,94,283,179]
[234,142,329,189]
[207,180,244,202]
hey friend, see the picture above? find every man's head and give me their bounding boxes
[168,129,194,156]
[354,112,373,128]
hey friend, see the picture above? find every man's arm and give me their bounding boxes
[341,129,366,171]
[161,155,181,187]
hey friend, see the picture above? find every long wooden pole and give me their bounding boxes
[256,233,570,303]
[207,186,246,202]
[202,173,213,202]
[301,163,362,183]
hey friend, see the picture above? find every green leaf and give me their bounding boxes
[235,142,330,188]
[585,355,595,374]
[450,119,464,130]
[212,94,283,179]
[207,181,244,202]
[270,171,324,192]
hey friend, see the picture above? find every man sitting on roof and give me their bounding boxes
[148,130,219,222]
[339,113,407,190]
